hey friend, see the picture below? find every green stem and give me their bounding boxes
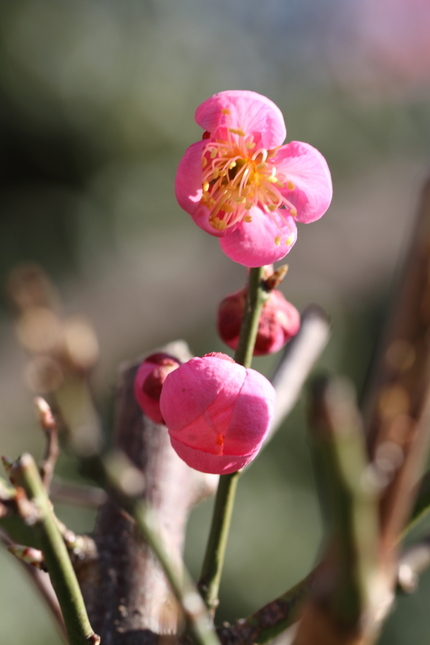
[198,266,267,615]
[16,454,98,645]
[235,266,267,369]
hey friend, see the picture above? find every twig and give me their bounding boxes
[217,571,316,645]
[34,397,60,492]
[13,453,100,645]
[198,266,266,615]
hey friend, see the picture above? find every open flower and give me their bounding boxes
[159,352,276,474]
[218,288,300,355]
[176,90,332,267]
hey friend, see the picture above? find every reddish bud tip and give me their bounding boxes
[217,288,300,356]
[134,353,181,424]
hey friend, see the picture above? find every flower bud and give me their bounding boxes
[159,352,276,474]
[134,353,181,424]
[217,288,300,355]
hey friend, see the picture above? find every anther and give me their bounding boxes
[229,128,246,136]
[275,236,281,246]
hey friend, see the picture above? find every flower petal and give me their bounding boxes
[169,437,258,475]
[275,141,333,224]
[175,140,206,215]
[195,91,286,149]
[190,204,231,238]
[219,207,297,267]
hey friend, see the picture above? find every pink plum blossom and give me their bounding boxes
[134,353,181,424]
[175,90,332,267]
[218,288,300,355]
[159,352,276,475]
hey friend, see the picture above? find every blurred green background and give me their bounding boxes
[1,0,430,643]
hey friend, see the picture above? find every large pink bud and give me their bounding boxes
[134,353,181,424]
[218,288,300,355]
[159,352,276,475]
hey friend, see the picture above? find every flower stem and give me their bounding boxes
[198,266,267,615]
[235,266,267,369]
[15,453,99,645]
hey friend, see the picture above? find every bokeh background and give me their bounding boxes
[1,0,430,643]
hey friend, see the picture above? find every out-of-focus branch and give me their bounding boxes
[0,527,66,641]
[291,377,384,645]
[268,305,331,439]
[50,478,107,508]
[363,177,430,564]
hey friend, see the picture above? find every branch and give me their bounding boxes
[217,571,316,645]
[104,452,220,645]
[268,305,331,440]
[80,342,218,643]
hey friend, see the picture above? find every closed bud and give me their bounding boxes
[159,353,276,474]
[134,353,181,424]
[217,288,300,355]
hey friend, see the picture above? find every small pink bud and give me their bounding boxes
[217,288,300,356]
[134,353,181,424]
[159,353,276,474]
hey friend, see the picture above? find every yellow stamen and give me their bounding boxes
[229,128,246,136]
[228,161,237,169]
[287,180,295,190]
[203,181,210,192]
[244,215,252,222]
[221,108,231,115]
[275,236,281,246]
[246,141,256,149]
[285,235,294,246]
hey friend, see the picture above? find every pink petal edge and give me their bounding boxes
[275,141,333,224]
[195,91,286,149]
[219,207,298,267]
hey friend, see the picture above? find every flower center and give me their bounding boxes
[200,127,296,236]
